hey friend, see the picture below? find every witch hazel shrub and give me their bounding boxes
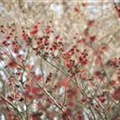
[0,1,120,120]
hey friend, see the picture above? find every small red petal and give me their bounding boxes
[30,29,38,36]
